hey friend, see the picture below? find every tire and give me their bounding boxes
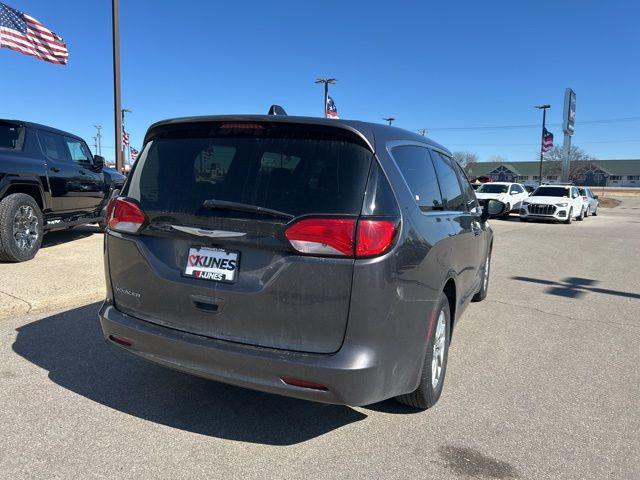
[0,193,44,263]
[584,206,590,218]
[472,249,491,302]
[396,292,451,410]
[576,206,584,221]
[564,208,573,225]
[519,217,528,222]
[593,205,598,216]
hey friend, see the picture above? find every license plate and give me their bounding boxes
[183,247,240,283]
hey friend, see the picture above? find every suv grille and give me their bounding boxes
[529,204,556,215]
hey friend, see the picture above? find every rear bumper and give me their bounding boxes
[98,302,395,406]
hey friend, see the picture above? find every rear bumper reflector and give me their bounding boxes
[280,377,328,391]
[108,335,133,347]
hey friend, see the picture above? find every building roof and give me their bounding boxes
[466,159,640,177]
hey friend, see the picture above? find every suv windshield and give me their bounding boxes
[476,184,508,194]
[124,123,373,219]
[531,186,570,197]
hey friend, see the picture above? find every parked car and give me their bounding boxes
[99,115,505,410]
[474,181,528,216]
[519,184,586,223]
[0,120,117,262]
[578,187,599,216]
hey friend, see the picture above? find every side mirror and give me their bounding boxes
[594,194,599,199]
[93,155,105,170]
[572,193,578,199]
[480,199,506,222]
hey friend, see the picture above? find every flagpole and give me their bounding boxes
[112,0,123,173]
[535,104,550,187]
[315,78,336,118]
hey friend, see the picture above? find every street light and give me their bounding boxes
[315,78,336,118]
[417,128,427,136]
[535,104,551,186]
[383,117,395,126]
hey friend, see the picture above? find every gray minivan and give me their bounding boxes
[99,115,503,410]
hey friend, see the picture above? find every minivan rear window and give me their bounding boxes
[125,123,373,219]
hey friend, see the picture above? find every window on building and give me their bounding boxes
[546,175,558,180]
[610,175,622,181]
[627,175,639,181]
[519,175,529,181]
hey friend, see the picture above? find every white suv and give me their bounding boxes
[519,184,586,224]
[474,182,529,215]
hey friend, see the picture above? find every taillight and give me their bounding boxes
[284,217,398,258]
[107,197,146,234]
[356,219,398,257]
[285,218,355,256]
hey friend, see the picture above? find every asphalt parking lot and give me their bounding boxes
[1,198,639,480]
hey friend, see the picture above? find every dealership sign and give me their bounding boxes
[563,88,576,135]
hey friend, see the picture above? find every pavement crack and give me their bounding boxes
[0,288,33,315]
[486,298,640,335]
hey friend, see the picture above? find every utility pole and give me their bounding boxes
[561,88,576,183]
[535,104,551,186]
[314,78,336,118]
[93,125,102,156]
[417,128,427,136]
[383,117,395,126]
[112,0,123,173]
[92,136,98,154]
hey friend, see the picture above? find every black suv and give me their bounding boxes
[100,115,503,409]
[0,120,124,262]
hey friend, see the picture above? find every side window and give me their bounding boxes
[453,162,478,211]
[391,145,443,211]
[572,187,579,197]
[64,137,92,165]
[430,151,466,211]
[0,124,25,150]
[37,132,68,161]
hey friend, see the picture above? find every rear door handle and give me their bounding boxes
[50,167,60,173]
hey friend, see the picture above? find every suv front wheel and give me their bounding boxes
[396,292,451,410]
[0,193,44,262]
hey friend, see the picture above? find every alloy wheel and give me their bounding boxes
[431,310,446,389]
[12,205,39,252]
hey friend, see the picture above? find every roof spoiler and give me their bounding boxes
[267,105,287,116]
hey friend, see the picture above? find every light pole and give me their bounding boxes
[112,0,123,173]
[315,78,336,118]
[535,104,550,186]
[383,117,395,126]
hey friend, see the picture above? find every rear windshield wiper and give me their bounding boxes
[202,199,294,219]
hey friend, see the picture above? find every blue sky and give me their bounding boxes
[2,0,639,162]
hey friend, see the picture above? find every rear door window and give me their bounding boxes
[125,123,373,219]
[430,151,466,211]
[37,132,69,161]
[0,123,25,150]
[391,145,443,211]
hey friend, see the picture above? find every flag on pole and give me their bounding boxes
[130,147,139,162]
[326,96,339,119]
[542,128,554,152]
[122,128,130,148]
[0,2,68,65]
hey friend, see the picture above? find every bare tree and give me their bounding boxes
[452,151,479,168]
[535,145,598,181]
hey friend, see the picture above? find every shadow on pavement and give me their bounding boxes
[511,276,640,300]
[42,226,102,248]
[12,303,366,445]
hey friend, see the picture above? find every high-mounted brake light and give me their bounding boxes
[284,217,399,258]
[219,123,265,130]
[107,197,146,234]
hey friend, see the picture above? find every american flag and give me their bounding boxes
[542,128,554,152]
[0,2,68,65]
[130,147,139,161]
[122,128,130,147]
[326,96,339,119]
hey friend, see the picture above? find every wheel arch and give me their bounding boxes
[0,177,46,211]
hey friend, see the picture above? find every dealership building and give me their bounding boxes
[466,159,640,188]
